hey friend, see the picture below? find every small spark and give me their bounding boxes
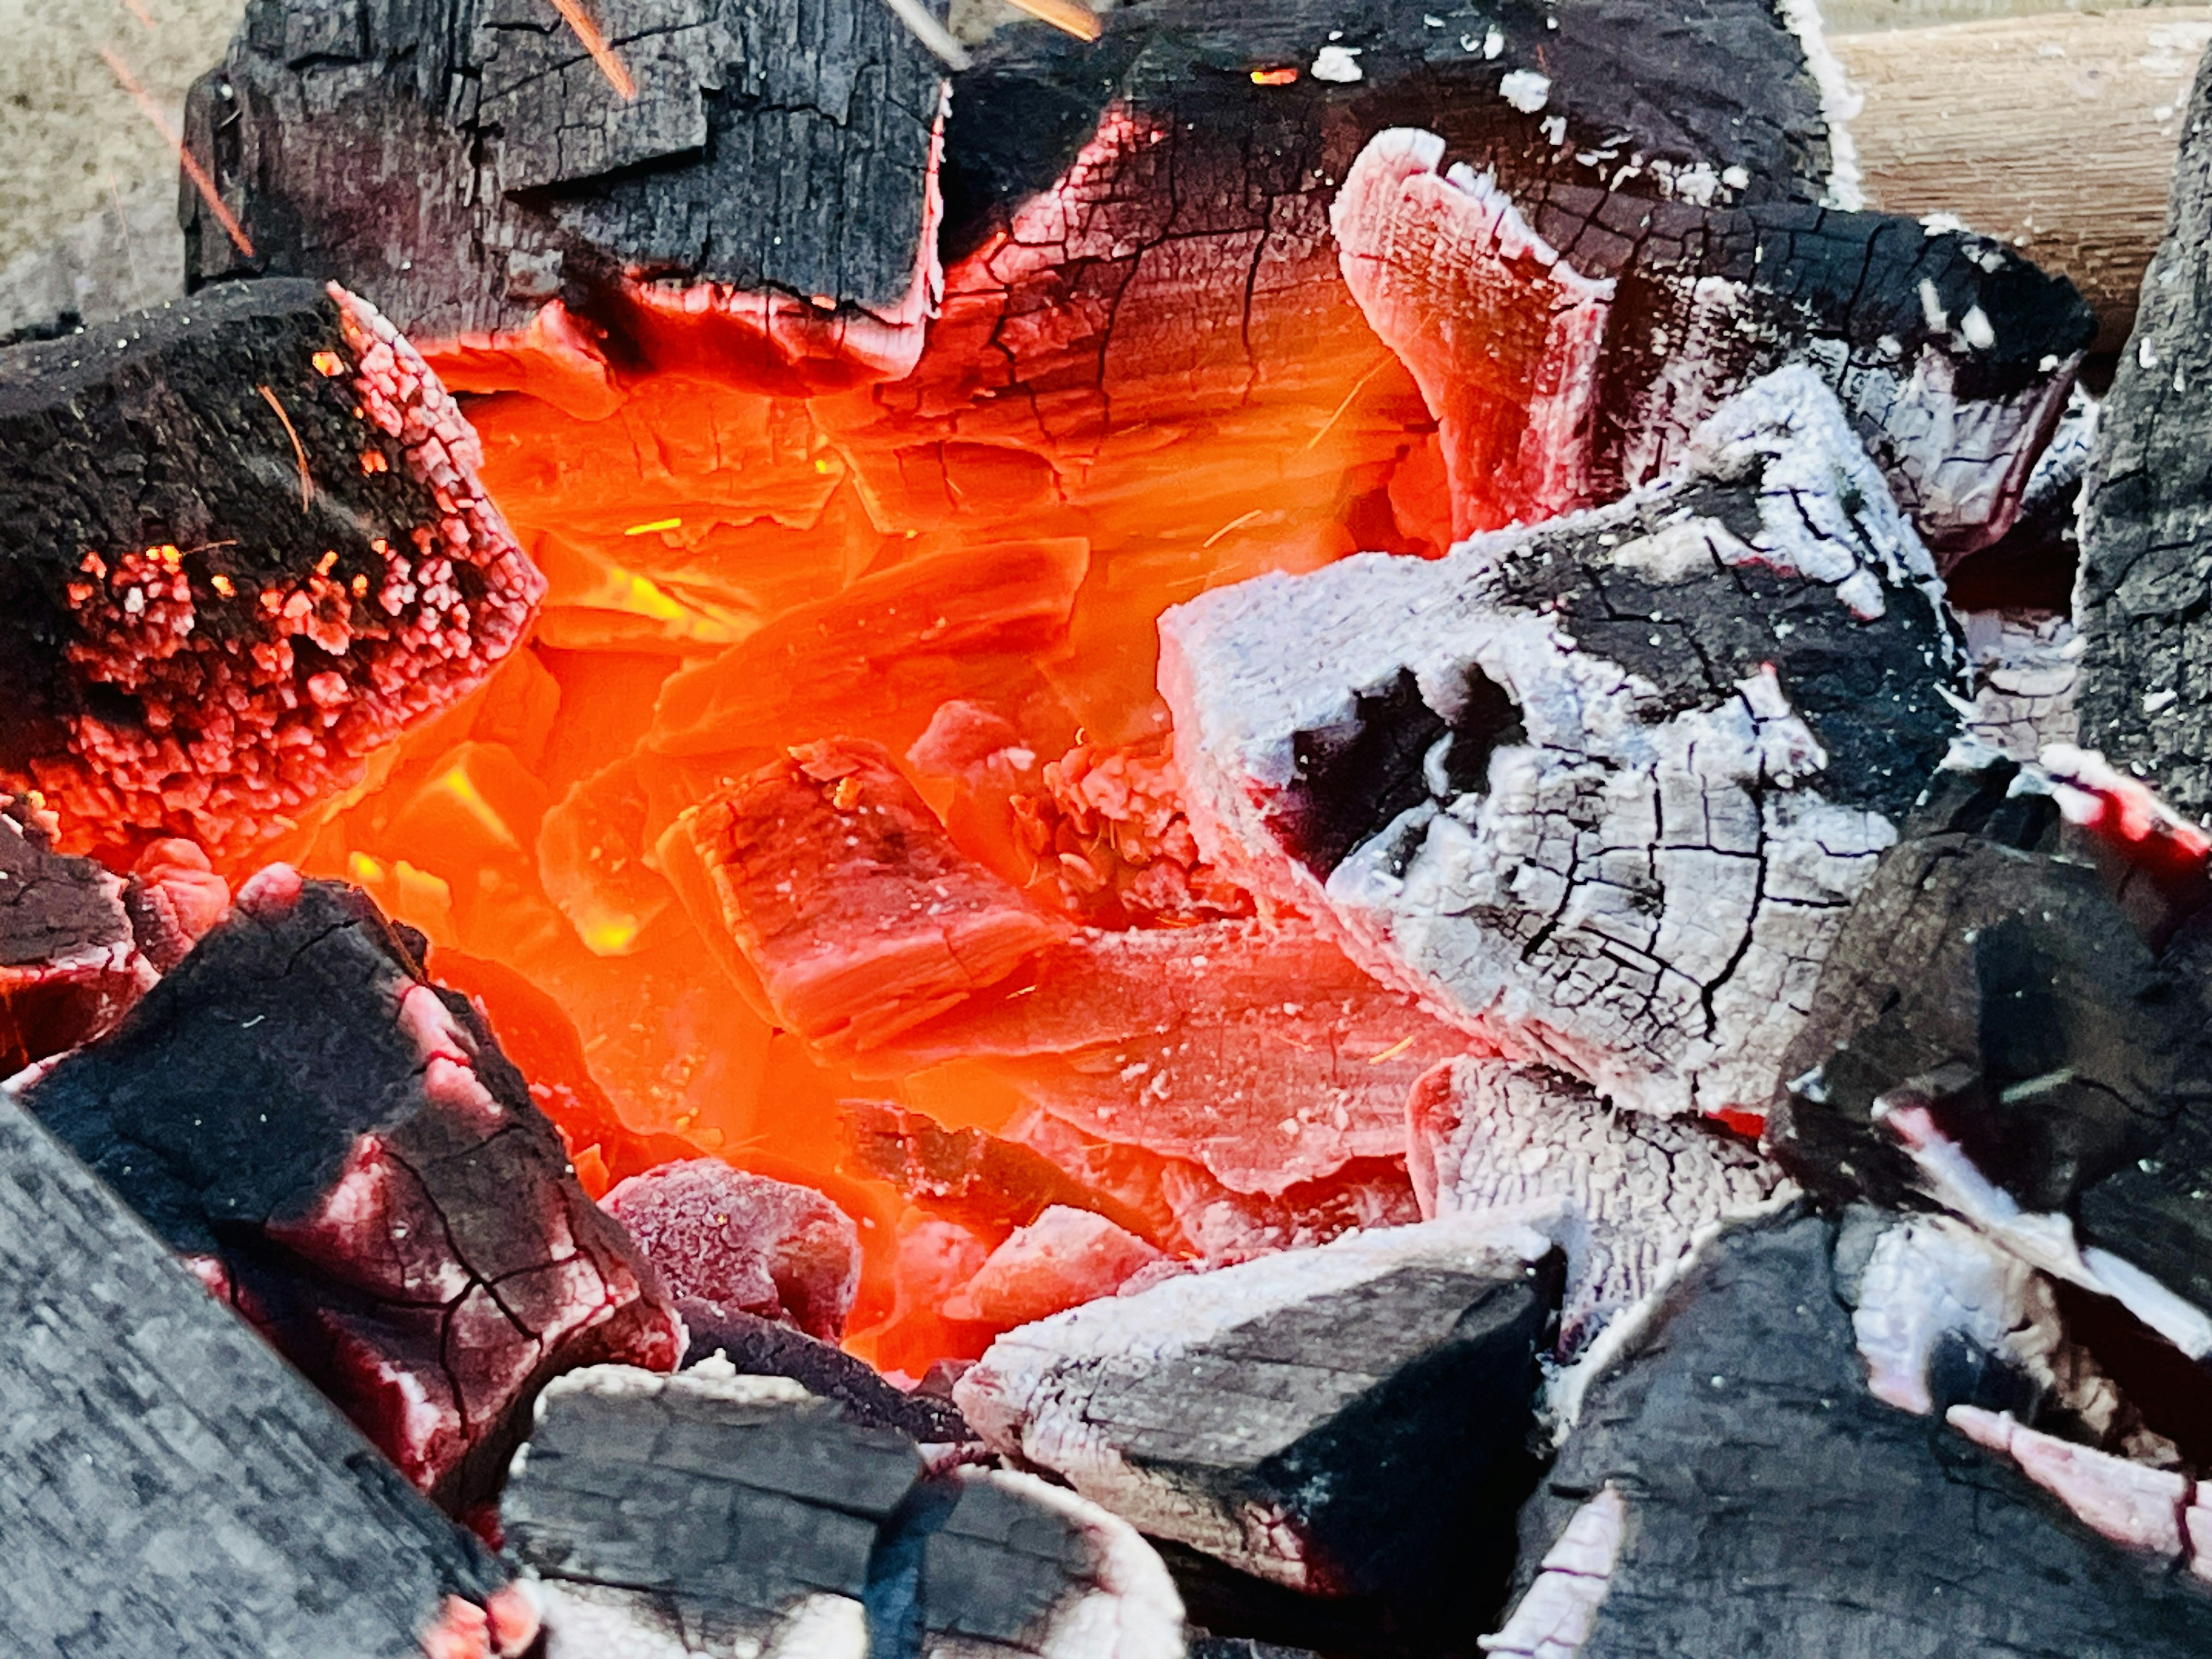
[1002,0,1101,40]
[100,46,253,257]
[1203,508,1264,548]
[120,0,156,30]
[623,516,683,535]
[548,0,637,99]
[1366,1033,1418,1064]
[311,350,346,377]
[1304,351,1395,452]
[256,384,313,511]
[1251,66,1300,84]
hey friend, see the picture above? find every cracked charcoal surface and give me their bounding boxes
[1771,759,2212,1325]
[1408,1056,1781,1350]
[1332,127,2096,560]
[953,1214,1557,1637]
[2075,52,2212,820]
[1162,366,1965,1122]
[0,794,148,1073]
[0,1089,512,1658]
[0,278,541,861]
[184,0,944,342]
[1514,1211,2212,1657]
[508,1369,1177,1657]
[16,873,681,1514]
[673,1302,971,1443]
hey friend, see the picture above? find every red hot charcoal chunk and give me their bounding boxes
[11,870,680,1514]
[602,1159,862,1343]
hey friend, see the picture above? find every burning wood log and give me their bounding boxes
[10,869,683,1518]
[1331,124,2094,559]
[503,1363,1183,1657]
[182,0,950,388]
[953,1213,1560,1635]
[1508,1209,2212,1654]
[0,795,154,1073]
[0,1089,529,1657]
[2075,50,2212,821]
[0,278,543,861]
[1162,368,1963,1124]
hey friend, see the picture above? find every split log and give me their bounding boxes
[1836,8,2212,348]
[183,0,949,387]
[0,1089,525,1658]
[1502,1210,2212,1656]
[953,1213,1560,1635]
[11,869,682,1517]
[504,1364,1183,1657]
[2074,48,2212,818]
[1161,368,1965,1123]
[0,278,541,862]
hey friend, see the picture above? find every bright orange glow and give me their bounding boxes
[1251,66,1300,85]
[623,517,683,536]
[312,350,346,377]
[548,0,637,100]
[100,46,255,257]
[1003,0,1101,40]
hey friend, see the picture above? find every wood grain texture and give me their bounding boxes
[0,1091,508,1658]
[1838,8,2212,344]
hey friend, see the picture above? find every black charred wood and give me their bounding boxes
[14,871,681,1519]
[2076,51,2212,819]
[0,796,145,1073]
[675,1299,971,1444]
[0,1090,514,1657]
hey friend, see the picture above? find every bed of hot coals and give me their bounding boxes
[6,0,2212,1653]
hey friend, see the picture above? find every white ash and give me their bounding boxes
[1963,611,2080,759]
[536,1582,866,1659]
[1948,1407,2211,1572]
[1409,1057,1783,1350]
[1161,366,1963,1122]
[1478,1486,1626,1659]
[956,1468,1190,1659]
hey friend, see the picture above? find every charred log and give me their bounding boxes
[0,794,150,1073]
[11,870,682,1517]
[673,1303,971,1443]
[2075,50,2212,820]
[1504,1210,2212,1657]
[0,1090,527,1658]
[0,278,541,861]
[1162,367,1964,1123]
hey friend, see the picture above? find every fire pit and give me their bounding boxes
[6,0,2212,1652]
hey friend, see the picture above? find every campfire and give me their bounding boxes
[8,0,2212,1652]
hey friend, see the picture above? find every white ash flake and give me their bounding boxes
[1964,611,2080,758]
[1478,1486,1626,1658]
[1310,44,1363,82]
[1498,69,1550,112]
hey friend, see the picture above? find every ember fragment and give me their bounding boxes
[505,1364,1183,1657]
[0,795,150,1073]
[1333,127,2094,556]
[941,1204,1166,1328]
[955,1214,1559,1627]
[0,1091,518,1655]
[1164,368,1962,1122]
[2075,52,2212,817]
[1408,1057,1782,1350]
[1508,1210,2212,1654]
[602,1158,862,1342]
[662,740,1071,1054]
[184,0,949,386]
[13,873,681,1513]
[0,279,543,860]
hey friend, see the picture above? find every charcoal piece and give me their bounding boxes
[954,1214,1560,1633]
[0,795,150,1074]
[1163,367,1964,1123]
[603,1158,862,1342]
[0,1090,524,1658]
[184,0,947,381]
[123,837,234,974]
[940,1203,1166,1328]
[675,1301,971,1443]
[0,278,542,861]
[13,870,681,1515]
[842,1100,1165,1246]
[1505,1211,2212,1656]
[508,1368,1180,1658]
[1408,1057,1782,1350]
[1333,126,2096,558]
[2075,51,2212,819]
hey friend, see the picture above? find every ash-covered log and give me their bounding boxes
[1499,1209,2212,1656]
[10,869,681,1518]
[1332,124,2095,558]
[183,0,949,388]
[504,1363,1182,1657]
[954,1213,1560,1637]
[0,279,543,861]
[1162,367,1963,1124]
[2075,51,2212,819]
[0,794,152,1073]
[0,1090,531,1658]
